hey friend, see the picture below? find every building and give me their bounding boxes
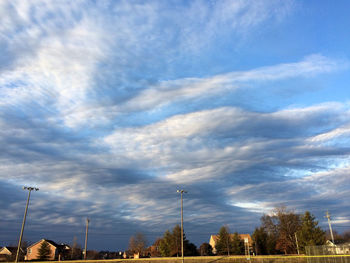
[0,247,24,262]
[26,239,70,261]
[209,234,253,255]
[325,241,350,255]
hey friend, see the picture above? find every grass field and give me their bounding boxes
[10,255,350,263]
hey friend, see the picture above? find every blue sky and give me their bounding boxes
[1,0,350,251]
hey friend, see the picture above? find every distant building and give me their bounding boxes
[98,251,123,259]
[209,234,253,255]
[25,239,70,261]
[325,241,350,255]
[0,247,24,262]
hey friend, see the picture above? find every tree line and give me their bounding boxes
[252,207,326,255]
[128,206,350,257]
[27,206,350,261]
[128,225,198,257]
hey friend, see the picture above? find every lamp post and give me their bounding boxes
[15,186,39,263]
[84,218,90,260]
[177,190,187,263]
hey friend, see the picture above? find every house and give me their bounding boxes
[0,247,23,262]
[26,239,70,261]
[209,234,253,255]
[325,241,350,255]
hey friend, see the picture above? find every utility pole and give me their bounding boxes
[325,211,335,244]
[84,218,90,260]
[177,190,187,263]
[15,186,39,263]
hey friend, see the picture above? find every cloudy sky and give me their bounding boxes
[1,0,350,251]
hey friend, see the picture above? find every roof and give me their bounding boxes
[326,240,350,246]
[27,239,60,249]
[0,247,23,254]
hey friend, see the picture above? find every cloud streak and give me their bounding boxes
[1,0,350,251]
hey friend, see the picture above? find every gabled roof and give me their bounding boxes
[27,239,71,252]
[27,239,59,249]
[0,247,11,255]
[0,247,23,254]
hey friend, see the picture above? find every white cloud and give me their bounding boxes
[102,102,350,186]
[231,201,274,213]
[332,217,350,225]
[122,55,346,112]
[225,165,350,213]
[0,0,299,128]
[309,125,350,143]
[2,0,350,248]
[66,54,347,127]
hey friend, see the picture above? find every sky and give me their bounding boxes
[1,0,350,251]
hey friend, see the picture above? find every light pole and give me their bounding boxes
[177,190,187,263]
[15,186,39,263]
[84,218,90,260]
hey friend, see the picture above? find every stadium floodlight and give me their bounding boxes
[177,190,187,263]
[15,186,39,263]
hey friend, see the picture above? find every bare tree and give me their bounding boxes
[70,236,82,260]
[262,206,301,254]
[275,207,301,254]
[128,232,147,257]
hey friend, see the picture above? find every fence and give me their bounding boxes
[306,245,350,263]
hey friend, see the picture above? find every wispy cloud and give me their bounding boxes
[0,0,298,128]
[2,102,350,230]
[1,0,350,250]
[121,55,346,111]
[59,54,348,127]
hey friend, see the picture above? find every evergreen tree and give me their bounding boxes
[215,226,232,255]
[38,240,51,260]
[261,213,279,254]
[158,225,195,257]
[297,211,326,253]
[252,227,268,255]
[199,243,213,256]
[172,224,182,256]
[231,232,244,255]
[159,230,173,257]
[184,242,198,256]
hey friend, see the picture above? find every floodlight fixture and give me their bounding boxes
[177,189,188,263]
[15,186,39,263]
